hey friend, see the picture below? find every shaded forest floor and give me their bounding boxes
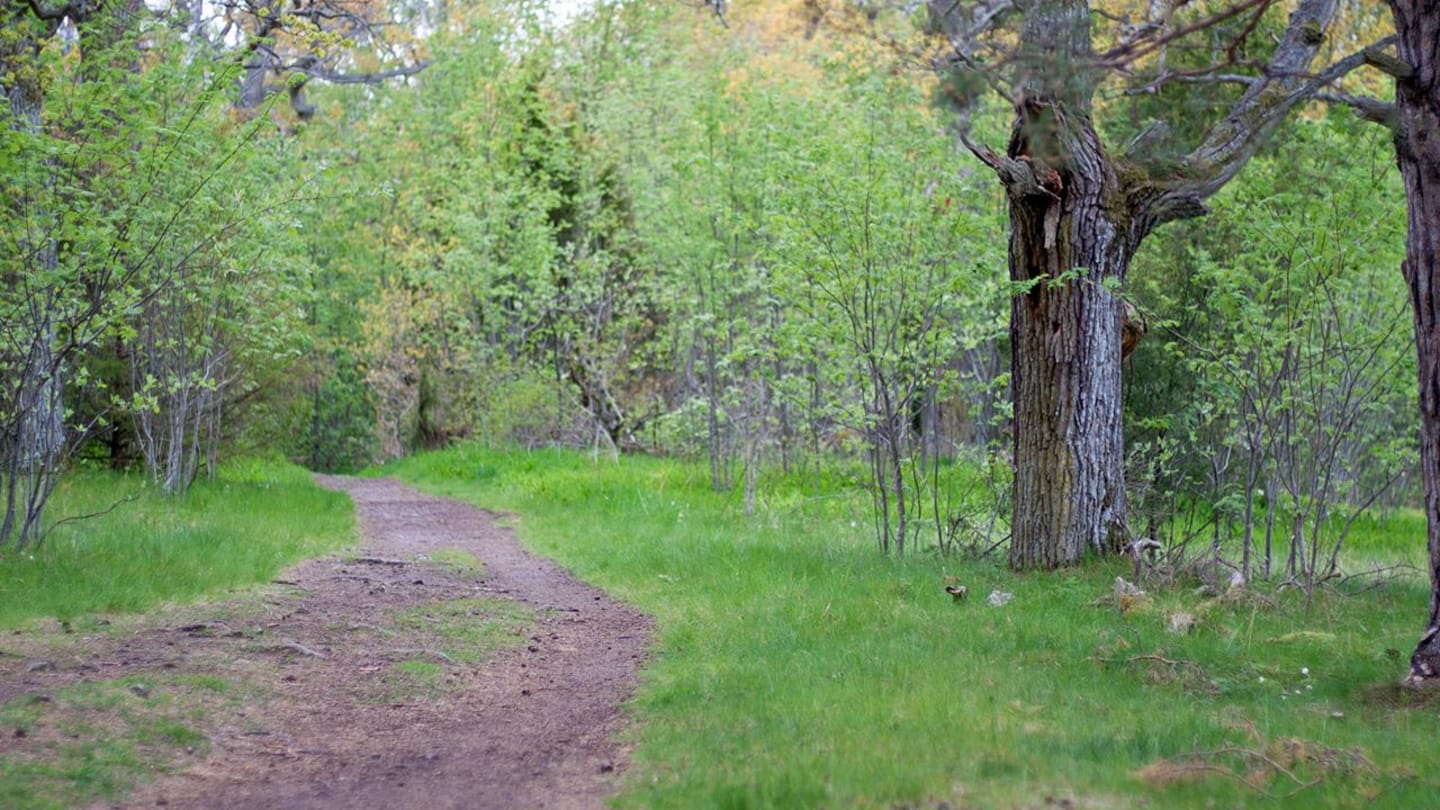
[0,476,652,809]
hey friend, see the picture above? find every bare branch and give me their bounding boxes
[1139,4,1392,227]
[289,59,432,86]
[1097,0,1277,70]
[1317,91,1397,128]
[1362,43,1414,80]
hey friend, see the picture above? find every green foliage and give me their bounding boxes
[0,458,355,627]
[389,443,1439,808]
[301,347,377,473]
[2,8,317,552]
[1127,113,1413,581]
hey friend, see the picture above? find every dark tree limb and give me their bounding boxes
[1140,27,1393,230]
[1364,42,1415,80]
[1317,91,1398,127]
[960,131,1060,201]
[19,0,87,21]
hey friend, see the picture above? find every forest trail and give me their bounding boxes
[100,476,654,809]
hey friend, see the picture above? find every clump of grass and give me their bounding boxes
[379,659,451,702]
[385,443,1440,809]
[0,457,356,628]
[392,597,533,664]
[423,547,487,576]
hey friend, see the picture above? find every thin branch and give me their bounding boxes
[288,59,432,86]
[1096,0,1277,70]
[352,556,409,566]
[40,494,138,543]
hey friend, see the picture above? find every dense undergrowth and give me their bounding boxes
[385,443,1440,809]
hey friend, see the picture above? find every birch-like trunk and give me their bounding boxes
[1,80,66,551]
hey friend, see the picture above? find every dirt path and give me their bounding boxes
[4,476,653,809]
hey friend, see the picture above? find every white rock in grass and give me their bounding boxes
[987,590,1013,607]
[1114,577,1145,599]
[1167,612,1196,635]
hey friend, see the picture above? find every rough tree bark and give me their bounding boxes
[933,0,1357,569]
[1001,103,1133,566]
[1301,1,1440,683]
[1384,2,1440,684]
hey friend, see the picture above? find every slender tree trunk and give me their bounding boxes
[1,73,66,551]
[1392,1,1440,682]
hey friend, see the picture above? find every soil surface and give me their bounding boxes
[1,476,654,809]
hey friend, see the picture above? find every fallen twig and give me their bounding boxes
[388,648,457,665]
[279,639,327,659]
[42,495,139,544]
[349,623,397,636]
[173,621,233,635]
[1338,563,1424,592]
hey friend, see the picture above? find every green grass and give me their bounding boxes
[423,547,488,576]
[0,675,226,810]
[380,659,450,701]
[0,457,356,628]
[392,596,534,664]
[382,443,1440,809]
[0,457,353,808]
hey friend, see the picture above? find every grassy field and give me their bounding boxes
[384,443,1440,809]
[0,458,356,628]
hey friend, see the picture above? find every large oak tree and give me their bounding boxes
[926,0,1389,568]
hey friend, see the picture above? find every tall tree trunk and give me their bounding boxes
[936,0,1345,570]
[1391,2,1440,683]
[1004,110,1131,567]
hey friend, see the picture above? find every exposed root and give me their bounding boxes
[278,639,328,659]
[1135,728,1372,797]
[387,648,458,665]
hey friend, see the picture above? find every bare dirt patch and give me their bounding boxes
[0,476,653,809]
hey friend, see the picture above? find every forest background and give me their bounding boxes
[2,0,1415,582]
[6,0,1440,805]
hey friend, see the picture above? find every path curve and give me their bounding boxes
[119,476,653,809]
